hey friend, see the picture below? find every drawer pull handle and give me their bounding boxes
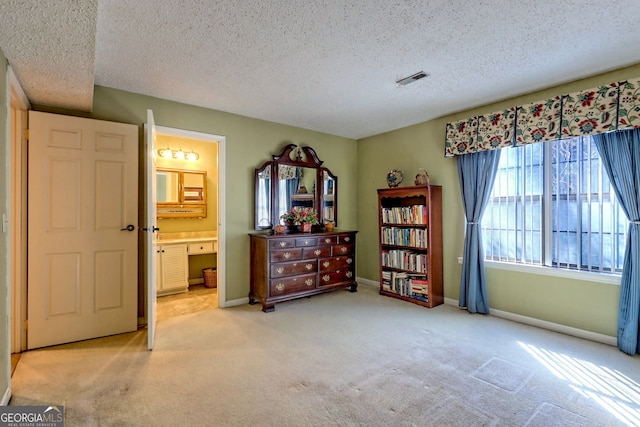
[347,258,353,264]
[279,242,287,247]
[314,249,321,255]
[284,252,291,259]
[276,283,285,291]
[305,279,314,286]
[344,237,350,242]
[322,275,330,282]
[341,247,348,253]
[277,267,284,274]
[346,271,353,278]
[323,261,330,268]
[325,238,331,243]
[305,264,313,270]
[304,240,309,245]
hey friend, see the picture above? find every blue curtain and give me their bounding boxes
[457,149,501,314]
[593,128,640,355]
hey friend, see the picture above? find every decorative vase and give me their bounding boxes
[301,222,313,233]
[274,224,286,234]
[325,222,335,232]
[414,168,430,186]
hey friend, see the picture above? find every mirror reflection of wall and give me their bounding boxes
[157,171,179,203]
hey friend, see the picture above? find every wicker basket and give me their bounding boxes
[202,268,217,288]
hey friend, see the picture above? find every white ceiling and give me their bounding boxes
[1,1,640,139]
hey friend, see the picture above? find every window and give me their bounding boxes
[482,136,628,274]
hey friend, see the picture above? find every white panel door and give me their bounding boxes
[145,109,158,350]
[28,111,138,349]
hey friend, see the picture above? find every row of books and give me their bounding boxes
[381,271,429,301]
[381,249,428,273]
[380,205,427,225]
[380,227,428,248]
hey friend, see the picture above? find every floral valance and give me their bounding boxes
[278,165,298,180]
[444,77,640,157]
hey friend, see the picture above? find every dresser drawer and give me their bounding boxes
[270,273,317,296]
[302,246,331,259]
[188,241,215,255]
[319,236,337,245]
[338,235,354,244]
[318,269,355,286]
[319,256,354,272]
[332,244,354,256]
[270,260,317,278]
[270,248,303,262]
[270,239,295,249]
[295,237,318,247]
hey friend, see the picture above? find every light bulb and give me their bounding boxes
[174,149,186,160]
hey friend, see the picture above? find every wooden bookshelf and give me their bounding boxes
[377,185,443,308]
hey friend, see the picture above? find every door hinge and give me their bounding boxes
[24,128,29,141]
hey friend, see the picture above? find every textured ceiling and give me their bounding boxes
[1,1,640,139]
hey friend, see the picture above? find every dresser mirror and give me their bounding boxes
[254,144,338,230]
[157,167,207,219]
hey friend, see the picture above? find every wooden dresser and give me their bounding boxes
[249,230,358,312]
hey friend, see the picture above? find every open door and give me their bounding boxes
[145,110,158,350]
[27,112,139,349]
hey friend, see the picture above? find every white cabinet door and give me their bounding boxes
[158,244,188,294]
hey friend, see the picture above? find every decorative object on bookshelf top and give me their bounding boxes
[414,168,430,186]
[386,169,403,188]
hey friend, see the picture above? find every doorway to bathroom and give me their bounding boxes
[150,124,226,320]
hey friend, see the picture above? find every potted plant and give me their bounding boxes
[280,207,319,232]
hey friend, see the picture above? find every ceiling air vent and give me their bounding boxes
[396,71,429,86]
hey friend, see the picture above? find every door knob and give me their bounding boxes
[120,224,135,231]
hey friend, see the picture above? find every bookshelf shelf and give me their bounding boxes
[377,185,443,308]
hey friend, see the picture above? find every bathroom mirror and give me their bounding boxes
[157,168,207,219]
[254,144,338,230]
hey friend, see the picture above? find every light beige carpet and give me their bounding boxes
[9,285,640,426]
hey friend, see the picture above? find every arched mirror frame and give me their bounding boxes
[254,144,338,230]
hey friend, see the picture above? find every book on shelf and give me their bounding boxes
[381,249,428,273]
[380,205,427,225]
[382,271,429,301]
[380,226,428,248]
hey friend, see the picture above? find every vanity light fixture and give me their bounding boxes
[157,148,200,161]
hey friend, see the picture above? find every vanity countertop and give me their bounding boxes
[156,231,217,244]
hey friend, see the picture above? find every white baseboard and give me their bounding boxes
[356,277,378,288]
[364,279,616,347]
[443,297,617,346]
[1,386,11,406]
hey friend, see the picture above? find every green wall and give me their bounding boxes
[87,86,358,301]
[357,63,640,337]
[0,47,9,402]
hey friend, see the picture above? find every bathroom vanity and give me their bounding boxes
[155,232,218,295]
